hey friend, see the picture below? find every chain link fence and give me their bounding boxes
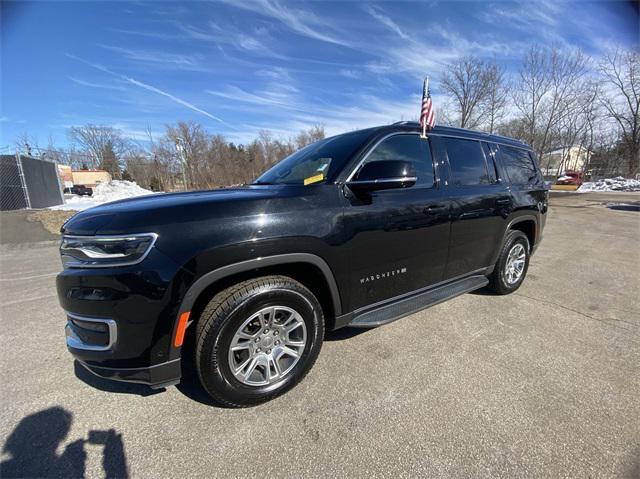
[0,154,64,211]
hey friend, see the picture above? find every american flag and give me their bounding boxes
[420,77,435,135]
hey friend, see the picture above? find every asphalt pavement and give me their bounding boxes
[1,192,638,478]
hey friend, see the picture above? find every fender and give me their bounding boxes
[489,214,539,266]
[176,253,342,317]
[506,214,539,242]
[170,253,342,353]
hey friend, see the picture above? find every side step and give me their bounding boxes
[348,275,489,328]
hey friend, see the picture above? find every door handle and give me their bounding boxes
[496,198,511,206]
[424,204,448,215]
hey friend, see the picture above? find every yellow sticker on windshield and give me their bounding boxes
[304,173,324,186]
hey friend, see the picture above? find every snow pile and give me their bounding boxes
[51,180,155,211]
[578,177,640,193]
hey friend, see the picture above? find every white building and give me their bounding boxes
[541,145,592,176]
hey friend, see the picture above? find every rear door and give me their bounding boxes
[436,136,511,279]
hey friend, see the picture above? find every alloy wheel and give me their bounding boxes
[228,306,307,386]
[502,243,526,285]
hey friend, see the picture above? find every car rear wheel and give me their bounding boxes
[488,229,530,295]
[195,275,324,407]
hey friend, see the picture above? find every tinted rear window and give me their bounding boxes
[499,146,538,185]
[443,137,490,186]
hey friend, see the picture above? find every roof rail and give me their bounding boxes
[489,133,528,145]
[387,122,529,147]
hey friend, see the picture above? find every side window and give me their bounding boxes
[499,146,538,185]
[359,134,435,188]
[443,137,490,186]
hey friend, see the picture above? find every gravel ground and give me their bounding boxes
[0,192,638,478]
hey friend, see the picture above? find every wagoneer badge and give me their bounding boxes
[360,267,407,284]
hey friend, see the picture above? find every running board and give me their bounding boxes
[348,275,489,328]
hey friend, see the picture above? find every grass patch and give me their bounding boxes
[27,210,77,235]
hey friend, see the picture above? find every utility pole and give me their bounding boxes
[175,139,188,192]
[15,147,31,209]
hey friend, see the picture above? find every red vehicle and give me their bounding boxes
[556,170,583,186]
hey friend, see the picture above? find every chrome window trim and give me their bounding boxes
[347,176,418,185]
[60,232,158,269]
[429,132,532,152]
[343,130,532,183]
[65,312,117,352]
[345,131,435,183]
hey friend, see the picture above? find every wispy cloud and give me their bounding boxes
[108,28,181,41]
[338,69,360,79]
[206,68,305,114]
[97,44,210,71]
[365,5,410,41]
[68,76,126,91]
[66,53,230,126]
[110,123,165,141]
[221,0,352,48]
[0,116,26,124]
[127,78,230,125]
[179,22,287,61]
[490,0,561,29]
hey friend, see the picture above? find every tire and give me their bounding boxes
[488,230,530,295]
[195,275,324,407]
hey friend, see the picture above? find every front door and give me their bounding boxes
[343,133,450,311]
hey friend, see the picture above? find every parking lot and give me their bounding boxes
[1,192,638,478]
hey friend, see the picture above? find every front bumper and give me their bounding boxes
[57,246,194,390]
[77,358,181,389]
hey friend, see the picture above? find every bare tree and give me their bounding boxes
[439,56,492,129]
[513,46,590,162]
[483,61,509,134]
[598,47,640,176]
[14,132,39,156]
[513,46,551,149]
[165,122,210,189]
[293,125,325,149]
[553,81,600,174]
[68,125,130,177]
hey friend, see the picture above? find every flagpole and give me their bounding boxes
[421,76,429,139]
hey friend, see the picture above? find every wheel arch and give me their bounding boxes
[489,214,538,268]
[169,253,342,361]
[507,215,538,250]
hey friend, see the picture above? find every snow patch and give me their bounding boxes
[51,180,155,211]
[578,177,640,193]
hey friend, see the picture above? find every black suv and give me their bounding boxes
[57,122,547,406]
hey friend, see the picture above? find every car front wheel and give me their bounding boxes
[195,275,324,407]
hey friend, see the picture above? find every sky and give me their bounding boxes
[0,0,638,150]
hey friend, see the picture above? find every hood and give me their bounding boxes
[61,185,293,235]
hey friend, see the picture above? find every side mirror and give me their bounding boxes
[347,160,417,194]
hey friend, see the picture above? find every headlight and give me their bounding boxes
[60,233,157,268]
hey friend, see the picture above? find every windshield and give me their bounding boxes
[254,129,373,185]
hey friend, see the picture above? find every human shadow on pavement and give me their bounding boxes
[0,407,129,478]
